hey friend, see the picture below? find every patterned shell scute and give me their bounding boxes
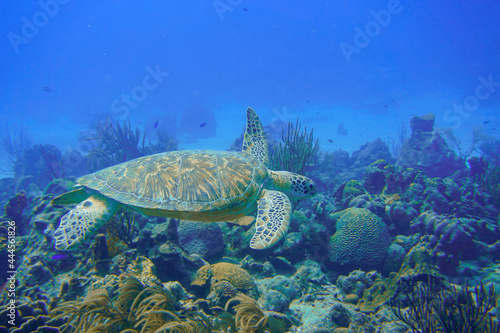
[77,150,268,212]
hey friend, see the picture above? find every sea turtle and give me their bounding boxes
[52,108,317,251]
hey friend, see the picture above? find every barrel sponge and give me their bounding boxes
[329,207,390,269]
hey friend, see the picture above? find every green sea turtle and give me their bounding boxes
[52,108,317,251]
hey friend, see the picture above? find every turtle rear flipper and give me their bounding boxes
[54,195,120,250]
[51,188,90,205]
[250,190,292,249]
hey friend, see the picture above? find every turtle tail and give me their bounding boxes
[54,195,120,250]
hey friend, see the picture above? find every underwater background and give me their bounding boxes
[1,0,500,332]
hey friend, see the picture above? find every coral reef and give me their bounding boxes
[177,220,224,260]
[269,119,319,175]
[0,121,33,176]
[482,163,500,210]
[93,234,111,273]
[47,275,287,333]
[397,114,465,177]
[4,192,27,227]
[50,277,181,332]
[336,270,381,299]
[328,207,390,270]
[5,111,500,332]
[87,118,143,170]
[341,180,366,201]
[192,263,259,300]
[391,277,499,332]
[258,275,301,312]
[363,159,389,194]
[15,144,66,190]
[311,149,351,192]
[105,209,139,248]
[410,210,500,274]
[358,243,442,313]
[0,297,64,333]
[87,118,178,171]
[350,138,394,170]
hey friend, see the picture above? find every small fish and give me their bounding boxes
[307,100,310,103]
[52,253,68,260]
[483,121,490,124]
[200,121,207,127]
[328,139,333,143]
[384,104,387,108]
[222,257,240,264]
[243,7,248,11]
[42,86,52,92]
[154,121,159,128]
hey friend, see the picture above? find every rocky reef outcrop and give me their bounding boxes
[397,113,465,177]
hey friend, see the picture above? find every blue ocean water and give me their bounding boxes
[2,2,500,332]
[1,0,499,166]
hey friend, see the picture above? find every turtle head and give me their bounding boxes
[269,171,317,198]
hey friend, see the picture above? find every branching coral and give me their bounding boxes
[222,293,286,333]
[87,118,178,172]
[388,119,408,158]
[50,276,287,333]
[141,130,179,156]
[482,164,500,209]
[440,126,489,161]
[226,293,268,333]
[0,120,33,175]
[51,288,121,332]
[87,119,143,171]
[391,277,499,333]
[269,119,319,175]
[51,277,181,333]
[478,137,500,166]
[220,293,284,333]
[106,209,139,249]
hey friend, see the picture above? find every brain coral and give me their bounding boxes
[328,207,390,270]
[192,262,259,298]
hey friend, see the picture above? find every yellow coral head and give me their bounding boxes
[269,170,317,198]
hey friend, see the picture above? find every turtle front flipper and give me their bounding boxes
[54,195,120,250]
[250,190,292,249]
